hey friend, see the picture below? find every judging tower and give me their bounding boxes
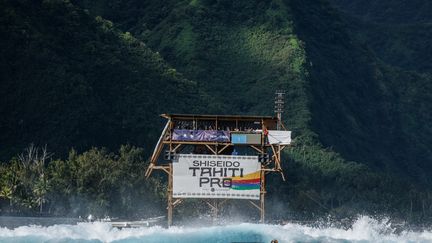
[145,113,291,226]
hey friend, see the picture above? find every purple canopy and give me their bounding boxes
[172,129,230,142]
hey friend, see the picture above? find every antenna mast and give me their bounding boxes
[274,90,285,130]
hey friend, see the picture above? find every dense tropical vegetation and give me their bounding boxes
[0,144,164,218]
[1,0,432,224]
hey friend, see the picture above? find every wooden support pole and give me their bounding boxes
[146,165,170,178]
[172,144,182,153]
[173,199,183,208]
[205,200,217,210]
[167,119,174,227]
[219,199,228,207]
[280,121,287,131]
[250,145,264,154]
[261,118,265,145]
[278,144,282,170]
[270,144,280,165]
[249,200,261,210]
[218,144,231,154]
[260,165,266,223]
[205,144,217,155]
[205,199,219,224]
[167,164,173,227]
[213,199,218,220]
[261,168,276,172]
[279,170,286,181]
[144,164,153,178]
[153,165,170,169]
[154,166,170,175]
[150,120,170,165]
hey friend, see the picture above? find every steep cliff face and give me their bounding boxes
[289,0,432,183]
[0,0,207,158]
[330,0,432,24]
[329,0,432,73]
[82,0,432,183]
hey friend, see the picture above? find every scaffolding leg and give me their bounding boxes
[213,199,218,222]
[205,199,219,225]
[167,164,173,227]
[260,168,265,223]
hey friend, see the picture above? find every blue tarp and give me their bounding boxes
[231,134,247,144]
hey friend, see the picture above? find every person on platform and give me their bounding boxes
[232,148,239,155]
[263,127,269,144]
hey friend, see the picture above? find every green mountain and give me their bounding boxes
[1,0,432,220]
[330,0,432,73]
[75,0,432,182]
[325,1,432,181]
[0,0,207,159]
[290,0,432,181]
[330,0,432,24]
[77,0,310,122]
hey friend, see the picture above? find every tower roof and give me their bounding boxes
[161,113,278,121]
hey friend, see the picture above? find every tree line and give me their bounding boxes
[2,143,432,225]
[0,144,165,219]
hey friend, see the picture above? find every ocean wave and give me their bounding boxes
[1,216,431,243]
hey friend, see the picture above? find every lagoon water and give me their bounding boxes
[1,216,432,243]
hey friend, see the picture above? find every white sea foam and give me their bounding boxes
[0,216,431,243]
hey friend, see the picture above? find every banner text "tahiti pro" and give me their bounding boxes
[173,154,260,200]
[189,160,244,188]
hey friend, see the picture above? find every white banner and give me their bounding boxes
[268,130,292,145]
[173,154,261,200]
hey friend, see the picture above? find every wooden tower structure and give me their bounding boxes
[145,114,291,226]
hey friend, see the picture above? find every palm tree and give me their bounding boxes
[0,185,13,207]
[33,175,49,213]
[18,144,52,213]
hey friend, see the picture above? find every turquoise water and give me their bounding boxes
[1,216,431,243]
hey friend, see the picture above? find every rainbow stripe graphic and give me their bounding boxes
[230,171,261,190]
